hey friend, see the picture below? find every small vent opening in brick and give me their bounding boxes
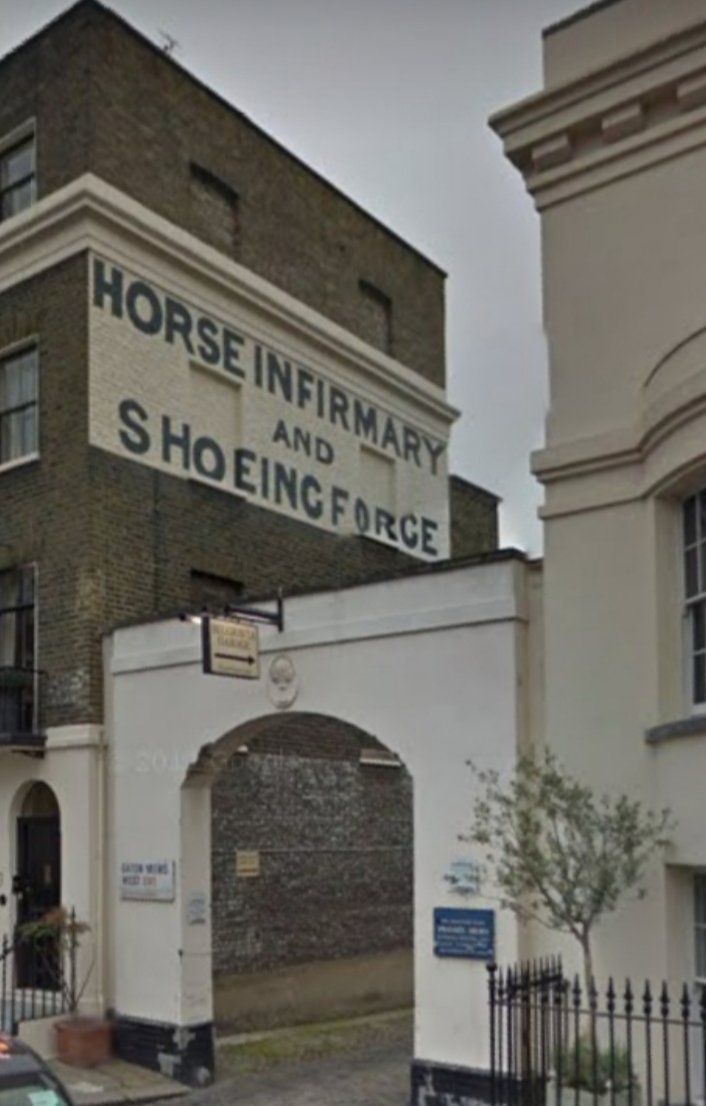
[189,163,240,257]
[358,280,393,354]
[190,570,244,611]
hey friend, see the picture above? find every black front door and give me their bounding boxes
[14,816,61,988]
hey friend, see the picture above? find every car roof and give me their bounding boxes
[0,1034,74,1103]
[0,1035,52,1078]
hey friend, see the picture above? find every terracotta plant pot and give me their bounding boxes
[55,1017,112,1068]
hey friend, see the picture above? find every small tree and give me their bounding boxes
[467,749,673,991]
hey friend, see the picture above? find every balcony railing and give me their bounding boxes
[0,668,44,749]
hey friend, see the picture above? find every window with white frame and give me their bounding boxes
[694,873,706,982]
[0,566,35,674]
[0,347,38,466]
[0,566,36,737]
[683,492,706,706]
[0,133,36,222]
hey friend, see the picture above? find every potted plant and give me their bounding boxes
[556,1036,641,1106]
[19,907,112,1067]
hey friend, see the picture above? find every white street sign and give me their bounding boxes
[202,617,260,679]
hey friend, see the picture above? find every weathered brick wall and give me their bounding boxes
[0,7,497,732]
[0,6,490,1026]
[211,715,413,975]
[0,261,417,729]
[0,0,445,387]
[0,256,93,728]
[0,259,499,732]
[0,6,92,197]
[449,475,499,557]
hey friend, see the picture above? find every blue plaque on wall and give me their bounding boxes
[434,907,495,959]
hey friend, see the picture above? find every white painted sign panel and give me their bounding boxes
[88,255,450,561]
[202,617,260,679]
[120,860,175,901]
[443,858,482,897]
[187,892,207,926]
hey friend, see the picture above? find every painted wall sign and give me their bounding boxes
[88,256,451,561]
[433,908,495,959]
[120,860,176,901]
[202,617,260,679]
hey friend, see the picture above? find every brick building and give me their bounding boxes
[0,0,499,1066]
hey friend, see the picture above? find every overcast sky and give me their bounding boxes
[2,0,582,554]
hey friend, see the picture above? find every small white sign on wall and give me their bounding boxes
[187,891,207,925]
[202,617,260,679]
[443,858,482,897]
[120,860,176,901]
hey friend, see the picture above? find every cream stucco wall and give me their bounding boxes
[493,0,706,995]
[544,0,706,88]
[0,729,105,1015]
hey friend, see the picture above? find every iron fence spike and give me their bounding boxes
[681,983,690,1021]
[660,981,669,1018]
[589,976,598,1010]
[624,977,634,1015]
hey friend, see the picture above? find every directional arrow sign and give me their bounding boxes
[202,617,260,679]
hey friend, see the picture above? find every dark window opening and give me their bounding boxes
[0,565,37,737]
[683,490,706,706]
[0,134,36,222]
[0,346,38,465]
[190,569,244,612]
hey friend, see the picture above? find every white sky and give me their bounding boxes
[1,0,583,554]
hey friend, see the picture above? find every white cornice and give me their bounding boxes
[492,16,706,139]
[0,174,458,430]
[490,17,706,209]
[45,724,104,751]
[533,387,706,517]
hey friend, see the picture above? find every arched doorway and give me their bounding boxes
[107,561,527,1085]
[209,713,413,1030]
[14,782,61,987]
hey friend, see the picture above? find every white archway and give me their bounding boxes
[105,555,533,1083]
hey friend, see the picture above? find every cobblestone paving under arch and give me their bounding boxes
[170,1012,412,1106]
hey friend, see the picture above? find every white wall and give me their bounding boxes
[0,728,104,1013]
[493,0,706,1000]
[105,556,534,1070]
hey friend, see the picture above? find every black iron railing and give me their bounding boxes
[0,911,80,1030]
[0,933,65,1035]
[489,961,706,1106]
[0,667,43,747]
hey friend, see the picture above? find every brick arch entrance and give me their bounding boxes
[208,712,413,1031]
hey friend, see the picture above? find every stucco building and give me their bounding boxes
[411,1,706,1101]
[489,0,706,1089]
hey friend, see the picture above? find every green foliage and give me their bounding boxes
[19,906,89,949]
[19,906,91,1013]
[467,749,673,976]
[558,1036,636,1095]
